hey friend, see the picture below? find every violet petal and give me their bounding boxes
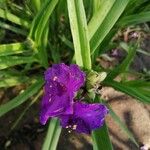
[40,64,85,125]
[60,102,108,134]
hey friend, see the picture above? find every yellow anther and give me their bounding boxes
[72,125,77,130]
[53,76,58,81]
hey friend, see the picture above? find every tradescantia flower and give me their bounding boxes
[40,63,85,125]
[60,101,108,134]
[40,63,108,134]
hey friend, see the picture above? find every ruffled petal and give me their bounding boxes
[60,102,108,134]
[40,64,85,125]
[44,63,85,92]
[69,64,85,91]
[40,81,74,125]
[44,63,70,85]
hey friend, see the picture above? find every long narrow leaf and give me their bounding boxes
[0,56,37,70]
[90,0,129,54]
[88,0,115,40]
[92,0,101,14]
[106,45,136,80]
[42,118,61,150]
[123,80,150,87]
[35,0,58,44]
[48,122,62,150]
[92,96,113,150]
[37,22,49,68]
[118,11,150,26]
[0,42,31,56]
[92,124,113,150]
[0,78,43,117]
[0,76,29,88]
[104,80,150,103]
[0,21,27,36]
[29,0,52,38]
[31,0,41,11]
[11,90,43,130]
[67,0,91,69]
[0,8,30,28]
[104,102,139,147]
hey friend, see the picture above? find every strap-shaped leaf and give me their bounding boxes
[0,56,37,70]
[0,42,31,56]
[0,77,44,117]
[67,0,91,69]
[42,119,61,150]
[104,80,150,103]
[92,123,113,150]
[0,21,27,35]
[106,45,136,80]
[0,76,29,88]
[11,90,43,130]
[31,0,41,11]
[104,102,139,147]
[92,95,113,150]
[118,11,150,26]
[34,0,58,44]
[123,80,150,87]
[88,0,115,40]
[90,0,129,54]
[0,8,30,28]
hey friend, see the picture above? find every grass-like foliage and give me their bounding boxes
[0,0,150,149]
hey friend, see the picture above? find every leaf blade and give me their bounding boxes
[42,118,61,150]
[0,78,44,117]
[104,80,150,103]
[90,0,129,54]
[67,0,91,69]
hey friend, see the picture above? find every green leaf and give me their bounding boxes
[29,0,58,68]
[123,80,150,88]
[29,0,55,38]
[35,0,59,44]
[67,0,91,69]
[90,0,129,54]
[104,80,150,103]
[0,76,29,88]
[92,0,101,14]
[31,0,41,11]
[0,77,43,117]
[118,11,150,26]
[92,124,113,150]
[92,95,113,150]
[136,88,150,97]
[104,102,139,147]
[124,0,150,16]
[0,21,27,36]
[42,118,61,150]
[11,90,43,130]
[120,42,150,57]
[59,35,73,50]
[0,56,37,70]
[106,45,136,80]
[0,42,31,56]
[0,8,30,28]
[37,22,49,68]
[88,0,115,40]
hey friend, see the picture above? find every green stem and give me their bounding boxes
[42,118,61,150]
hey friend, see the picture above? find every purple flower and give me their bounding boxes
[40,63,85,125]
[60,101,108,134]
[40,63,108,134]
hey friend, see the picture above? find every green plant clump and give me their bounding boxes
[0,0,150,149]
